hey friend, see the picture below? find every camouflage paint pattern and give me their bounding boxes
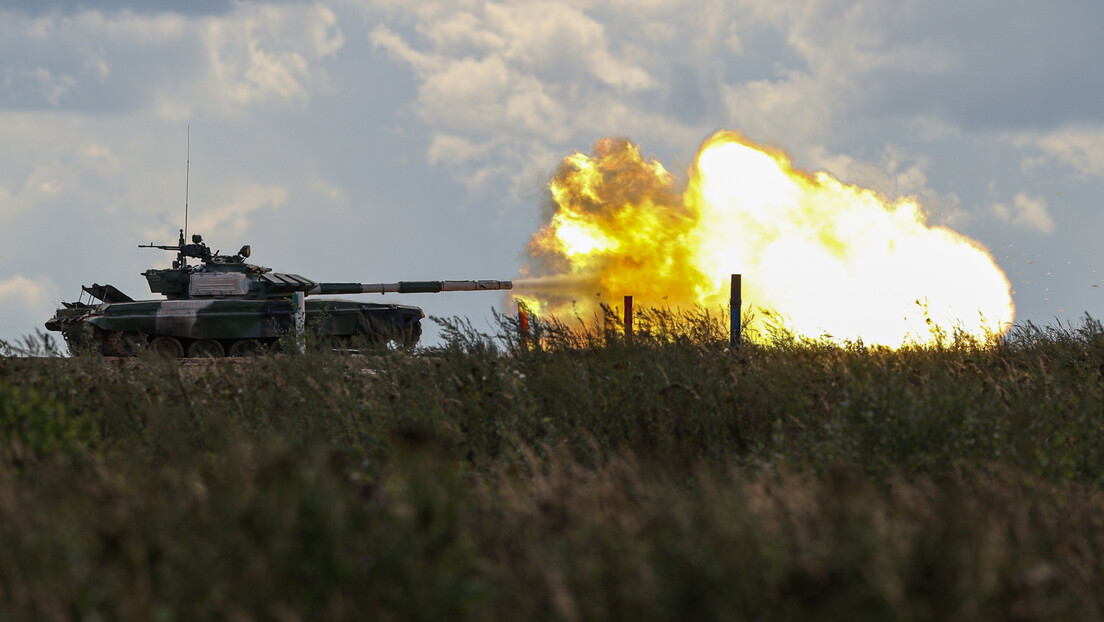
[48,297,423,356]
[85,298,421,340]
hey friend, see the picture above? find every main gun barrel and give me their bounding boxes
[309,280,513,296]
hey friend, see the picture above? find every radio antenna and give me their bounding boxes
[184,124,190,241]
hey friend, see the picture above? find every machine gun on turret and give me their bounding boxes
[140,229,218,268]
[139,229,252,269]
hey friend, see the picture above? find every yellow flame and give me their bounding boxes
[551,214,620,256]
[518,131,1014,346]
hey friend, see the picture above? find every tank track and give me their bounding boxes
[100,330,128,357]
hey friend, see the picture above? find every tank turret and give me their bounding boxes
[138,230,307,300]
[45,232,513,357]
[137,230,512,301]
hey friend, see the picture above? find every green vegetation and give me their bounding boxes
[2,311,1104,620]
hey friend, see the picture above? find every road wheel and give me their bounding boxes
[100,330,127,357]
[149,336,184,358]
[122,332,148,353]
[187,339,225,358]
[400,321,422,348]
[327,335,353,354]
[228,339,266,357]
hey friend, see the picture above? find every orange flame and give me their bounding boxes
[518,131,1014,346]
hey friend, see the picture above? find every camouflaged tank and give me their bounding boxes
[45,231,512,357]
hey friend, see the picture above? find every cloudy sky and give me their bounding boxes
[1,0,1101,346]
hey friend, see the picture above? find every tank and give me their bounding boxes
[44,230,513,357]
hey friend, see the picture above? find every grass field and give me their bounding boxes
[2,310,1104,621]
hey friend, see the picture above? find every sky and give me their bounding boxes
[1,0,1101,346]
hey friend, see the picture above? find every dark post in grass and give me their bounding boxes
[624,295,634,343]
[730,274,742,350]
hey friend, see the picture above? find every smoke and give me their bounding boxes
[511,274,599,296]
[518,137,707,313]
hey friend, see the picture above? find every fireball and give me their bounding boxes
[518,131,1014,346]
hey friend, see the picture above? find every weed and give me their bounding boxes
[2,312,1104,619]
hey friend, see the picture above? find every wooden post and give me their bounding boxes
[293,291,306,354]
[730,274,741,350]
[623,295,634,343]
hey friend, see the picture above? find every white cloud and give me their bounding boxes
[82,10,191,44]
[802,143,967,227]
[722,72,840,144]
[0,3,344,117]
[992,192,1054,234]
[426,133,492,167]
[1012,126,1104,179]
[365,0,981,185]
[0,274,54,308]
[32,66,78,106]
[0,184,12,216]
[80,48,111,82]
[0,274,58,344]
[365,0,740,199]
[485,3,654,90]
[180,183,288,240]
[369,3,658,144]
[0,114,132,223]
[200,4,344,111]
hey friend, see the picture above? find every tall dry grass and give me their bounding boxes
[0,310,1102,620]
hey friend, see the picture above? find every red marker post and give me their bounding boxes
[518,300,530,349]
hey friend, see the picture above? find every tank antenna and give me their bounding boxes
[184,124,190,241]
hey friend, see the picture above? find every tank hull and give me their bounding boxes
[46,297,423,356]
